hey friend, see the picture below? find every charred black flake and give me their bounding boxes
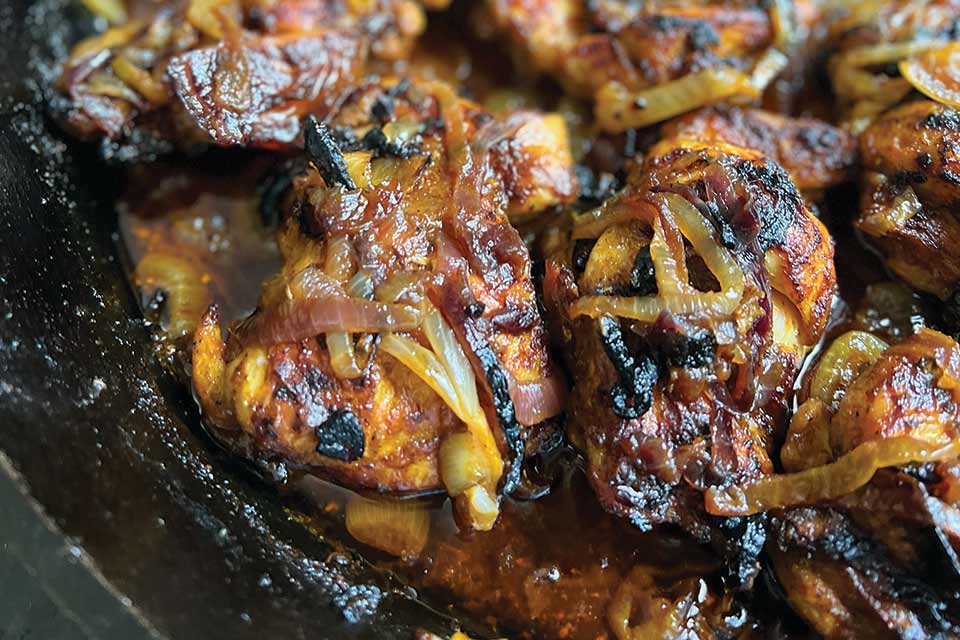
[572,238,596,274]
[258,157,308,227]
[315,409,365,462]
[600,318,659,420]
[628,245,658,296]
[304,115,356,190]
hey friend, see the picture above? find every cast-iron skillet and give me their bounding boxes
[0,2,475,637]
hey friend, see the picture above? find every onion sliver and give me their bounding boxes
[900,42,960,108]
[569,193,744,322]
[596,68,759,132]
[241,298,420,345]
[705,437,960,516]
[345,495,430,558]
[508,374,566,426]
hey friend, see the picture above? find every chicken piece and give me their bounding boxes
[191,79,575,531]
[543,139,835,540]
[745,328,960,637]
[857,100,960,300]
[475,0,803,133]
[824,0,960,131]
[661,106,857,193]
[55,0,448,157]
[769,504,960,639]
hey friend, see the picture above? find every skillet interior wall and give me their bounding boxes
[0,1,472,637]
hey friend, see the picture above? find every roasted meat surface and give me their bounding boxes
[55,0,449,156]
[475,0,803,132]
[543,139,836,537]
[662,106,857,193]
[857,100,960,300]
[191,78,576,530]
[759,328,960,638]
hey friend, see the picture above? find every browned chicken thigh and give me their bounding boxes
[55,0,449,157]
[192,78,576,530]
[543,138,836,540]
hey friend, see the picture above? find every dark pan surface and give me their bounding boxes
[0,2,467,637]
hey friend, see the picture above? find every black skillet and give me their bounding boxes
[0,1,474,637]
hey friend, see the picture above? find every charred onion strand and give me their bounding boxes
[705,437,960,516]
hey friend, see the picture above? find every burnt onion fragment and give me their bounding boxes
[315,409,365,462]
[304,115,356,190]
[599,317,659,420]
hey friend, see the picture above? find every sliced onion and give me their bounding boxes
[806,330,888,410]
[508,373,566,426]
[705,437,960,516]
[569,193,745,322]
[422,303,484,426]
[379,333,463,422]
[595,68,759,132]
[111,55,169,106]
[345,495,430,558]
[186,0,232,40]
[82,0,127,24]
[900,42,960,108]
[135,252,211,338]
[857,186,923,238]
[241,297,420,345]
[324,237,362,378]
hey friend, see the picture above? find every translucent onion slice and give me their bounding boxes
[379,333,462,419]
[135,252,211,338]
[385,305,505,531]
[111,55,169,106]
[900,42,960,108]
[345,495,430,558]
[324,237,362,379]
[242,298,420,345]
[82,0,127,24]
[858,185,923,238]
[595,68,760,133]
[569,193,745,322]
[68,20,144,64]
[705,437,960,516]
[806,330,888,410]
[607,567,707,640]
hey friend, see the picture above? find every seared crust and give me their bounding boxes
[858,101,960,299]
[662,107,858,192]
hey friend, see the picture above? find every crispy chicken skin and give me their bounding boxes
[857,100,960,300]
[662,106,858,192]
[56,0,448,155]
[476,0,800,132]
[192,79,575,529]
[770,328,960,638]
[543,140,835,534]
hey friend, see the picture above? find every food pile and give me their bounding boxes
[53,0,960,637]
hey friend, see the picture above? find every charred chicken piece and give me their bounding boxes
[543,139,836,539]
[191,79,575,531]
[662,106,858,193]
[475,0,802,133]
[824,0,960,131]
[726,329,960,638]
[857,100,960,300]
[56,0,448,157]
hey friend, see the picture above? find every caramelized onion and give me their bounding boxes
[705,437,960,516]
[608,566,709,640]
[569,193,745,323]
[596,68,760,132]
[806,330,888,410]
[508,374,566,426]
[345,495,430,558]
[241,298,420,345]
[858,186,922,238]
[82,0,127,24]
[135,252,211,338]
[324,237,363,378]
[900,42,960,108]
